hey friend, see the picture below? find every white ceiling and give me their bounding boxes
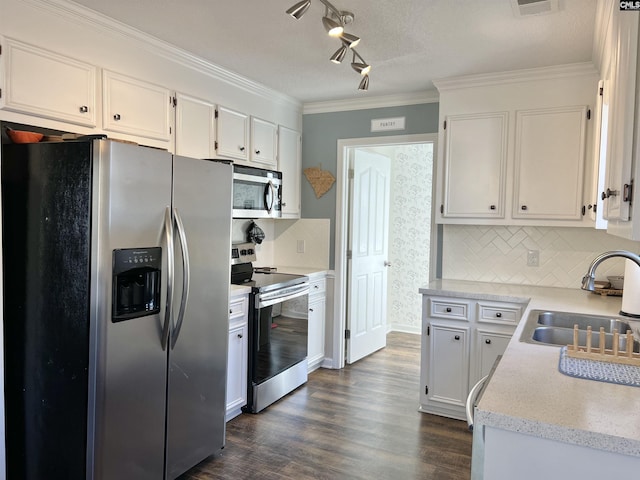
[69,0,598,104]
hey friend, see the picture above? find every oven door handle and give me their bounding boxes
[466,375,488,432]
[256,284,310,309]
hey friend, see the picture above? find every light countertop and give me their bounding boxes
[422,280,640,457]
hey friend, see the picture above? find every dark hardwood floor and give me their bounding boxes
[179,332,472,480]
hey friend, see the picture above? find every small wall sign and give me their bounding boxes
[371,117,406,132]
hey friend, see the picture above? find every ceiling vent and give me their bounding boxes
[511,0,559,17]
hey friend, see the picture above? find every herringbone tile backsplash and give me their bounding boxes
[442,225,640,288]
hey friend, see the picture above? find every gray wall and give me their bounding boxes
[301,103,440,267]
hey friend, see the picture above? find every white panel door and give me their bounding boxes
[346,149,390,364]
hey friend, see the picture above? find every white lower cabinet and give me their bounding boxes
[307,276,326,372]
[226,293,248,421]
[420,295,523,420]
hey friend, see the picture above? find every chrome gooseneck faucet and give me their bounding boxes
[581,250,640,291]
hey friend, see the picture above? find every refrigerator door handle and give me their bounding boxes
[162,206,174,351]
[171,207,191,349]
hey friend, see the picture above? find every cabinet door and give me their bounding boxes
[472,329,512,388]
[175,93,215,159]
[103,70,172,141]
[427,324,469,408]
[251,117,277,167]
[278,126,301,218]
[1,38,96,126]
[513,106,587,220]
[216,105,249,161]
[307,295,326,371]
[442,112,508,218]
[602,11,638,221]
[226,323,248,419]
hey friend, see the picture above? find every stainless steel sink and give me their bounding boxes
[521,309,640,352]
[536,311,630,333]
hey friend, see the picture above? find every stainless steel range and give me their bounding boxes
[231,242,310,413]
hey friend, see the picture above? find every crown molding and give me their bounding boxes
[433,62,599,92]
[23,0,302,110]
[303,90,439,115]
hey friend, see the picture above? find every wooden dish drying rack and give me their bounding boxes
[567,325,640,366]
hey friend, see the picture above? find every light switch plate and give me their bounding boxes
[297,239,305,253]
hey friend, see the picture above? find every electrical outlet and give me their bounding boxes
[297,239,305,253]
[527,250,540,267]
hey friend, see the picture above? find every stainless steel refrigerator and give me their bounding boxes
[1,139,232,479]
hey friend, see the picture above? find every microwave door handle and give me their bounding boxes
[171,207,191,349]
[161,206,174,351]
[264,181,274,213]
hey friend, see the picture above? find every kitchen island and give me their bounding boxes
[420,280,640,479]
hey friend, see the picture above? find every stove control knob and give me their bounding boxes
[248,248,254,254]
[240,249,247,255]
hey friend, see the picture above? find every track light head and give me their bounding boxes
[340,32,360,48]
[358,75,369,91]
[286,0,311,19]
[351,62,371,76]
[322,15,344,37]
[330,45,348,64]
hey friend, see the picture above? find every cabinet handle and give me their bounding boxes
[113,113,121,121]
[490,205,496,210]
[485,339,492,344]
[79,105,88,113]
[237,333,243,338]
[454,335,460,341]
[446,307,452,313]
[239,146,245,152]
[496,312,502,318]
[255,150,261,155]
[521,205,528,211]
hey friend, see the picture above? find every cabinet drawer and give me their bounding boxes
[477,303,522,325]
[309,278,326,296]
[229,296,248,322]
[430,299,469,320]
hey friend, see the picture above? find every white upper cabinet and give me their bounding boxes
[250,117,277,168]
[512,106,587,220]
[174,93,215,159]
[215,105,249,162]
[601,10,638,222]
[277,125,302,218]
[443,112,507,218]
[1,37,96,126]
[434,64,597,227]
[102,70,172,142]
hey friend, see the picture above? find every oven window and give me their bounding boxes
[252,297,308,384]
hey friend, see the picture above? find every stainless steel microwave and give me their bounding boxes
[232,164,282,219]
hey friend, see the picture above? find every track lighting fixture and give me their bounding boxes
[285,0,371,91]
[330,45,348,64]
[286,0,311,20]
[351,51,371,76]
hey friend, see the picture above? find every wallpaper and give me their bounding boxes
[387,143,433,333]
[442,225,640,288]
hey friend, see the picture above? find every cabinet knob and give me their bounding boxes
[237,333,243,338]
[446,307,452,313]
[113,113,121,121]
[309,308,314,312]
[79,105,88,113]
[229,309,232,314]
[314,285,319,289]
[384,261,392,267]
[490,205,496,210]
[485,339,492,344]
[521,205,528,211]
[602,188,618,200]
[255,150,261,155]
[496,312,502,318]
[282,202,287,207]
[454,335,460,341]
[239,146,245,152]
